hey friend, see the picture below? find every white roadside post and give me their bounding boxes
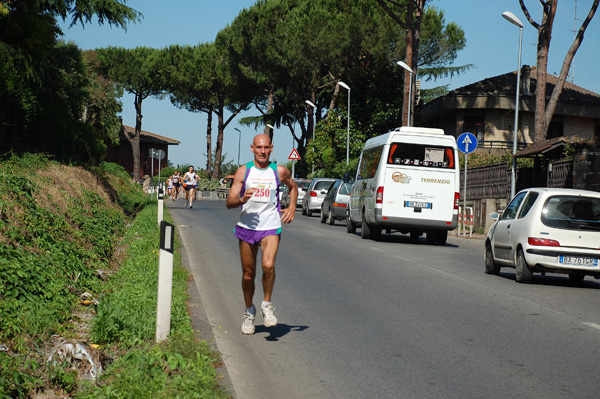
[157,183,164,225]
[156,221,174,343]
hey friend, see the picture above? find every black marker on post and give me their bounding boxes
[156,220,174,342]
[157,183,164,225]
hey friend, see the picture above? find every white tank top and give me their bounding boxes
[237,161,281,231]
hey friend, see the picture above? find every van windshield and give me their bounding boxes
[387,143,455,169]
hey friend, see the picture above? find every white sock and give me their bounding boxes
[246,305,256,315]
[261,301,271,308]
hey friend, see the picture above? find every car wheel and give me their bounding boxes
[346,212,356,234]
[515,248,533,283]
[320,207,326,223]
[568,273,585,285]
[307,208,313,217]
[301,204,306,215]
[410,231,420,241]
[361,212,371,240]
[327,207,335,225]
[485,242,501,275]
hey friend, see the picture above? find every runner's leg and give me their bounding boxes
[259,234,280,303]
[239,240,259,308]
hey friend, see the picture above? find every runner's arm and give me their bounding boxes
[226,166,255,208]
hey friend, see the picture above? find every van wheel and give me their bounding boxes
[371,226,382,241]
[361,213,371,239]
[435,231,447,246]
[426,232,436,245]
[515,248,533,283]
[346,213,356,234]
[320,207,326,223]
[327,208,335,225]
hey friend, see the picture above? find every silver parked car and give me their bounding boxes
[301,178,336,217]
[278,184,290,209]
[295,179,311,208]
[321,180,352,225]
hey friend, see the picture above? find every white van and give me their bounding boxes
[347,126,460,244]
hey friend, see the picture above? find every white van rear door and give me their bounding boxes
[382,166,456,222]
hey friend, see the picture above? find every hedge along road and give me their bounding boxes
[168,199,600,399]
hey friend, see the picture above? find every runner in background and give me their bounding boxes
[183,166,198,208]
[171,170,181,200]
[166,176,173,198]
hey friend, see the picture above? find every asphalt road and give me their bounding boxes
[168,199,600,399]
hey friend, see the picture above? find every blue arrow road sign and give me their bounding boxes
[457,132,478,154]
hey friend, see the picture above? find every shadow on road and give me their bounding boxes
[496,271,600,289]
[254,324,309,341]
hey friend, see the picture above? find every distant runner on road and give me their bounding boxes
[226,133,298,335]
[183,166,198,208]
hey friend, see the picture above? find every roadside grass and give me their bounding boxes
[79,205,229,399]
[0,154,228,398]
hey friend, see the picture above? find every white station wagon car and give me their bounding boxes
[485,188,600,284]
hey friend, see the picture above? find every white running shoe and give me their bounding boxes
[241,310,255,335]
[261,303,278,327]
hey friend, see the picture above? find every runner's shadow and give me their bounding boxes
[255,324,309,341]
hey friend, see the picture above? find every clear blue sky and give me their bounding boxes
[59,0,600,173]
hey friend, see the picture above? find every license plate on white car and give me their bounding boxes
[559,256,599,266]
[405,201,431,209]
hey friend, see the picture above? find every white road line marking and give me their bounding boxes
[581,322,600,331]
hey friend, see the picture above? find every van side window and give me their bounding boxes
[387,143,455,169]
[357,146,383,180]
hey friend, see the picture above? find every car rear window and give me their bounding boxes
[313,180,334,191]
[339,183,352,196]
[387,143,455,169]
[541,195,600,231]
[296,181,310,189]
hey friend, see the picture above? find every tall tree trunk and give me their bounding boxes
[205,108,213,176]
[265,88,274,139]
[520,0,600,141]
[376,0,427,127]
[213,106,225,179]
[402,0,414,127]
[132,92,143,181]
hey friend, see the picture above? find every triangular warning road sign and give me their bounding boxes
[288,148,301,160]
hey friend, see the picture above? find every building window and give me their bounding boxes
[547,119,564,139]
[463,114,485,143]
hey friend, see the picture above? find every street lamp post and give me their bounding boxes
[502,10,524,200]
[305,100,316,174]
[285,113,296,178]
[396,61,413,127]
[234,128,241,166]
[338,81,351,165]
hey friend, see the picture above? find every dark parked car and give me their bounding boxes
[320,180,352,225]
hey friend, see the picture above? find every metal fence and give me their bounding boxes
[460,163,511,201]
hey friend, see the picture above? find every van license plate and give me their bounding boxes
[406,201,431,209]
[559,256,598,266]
